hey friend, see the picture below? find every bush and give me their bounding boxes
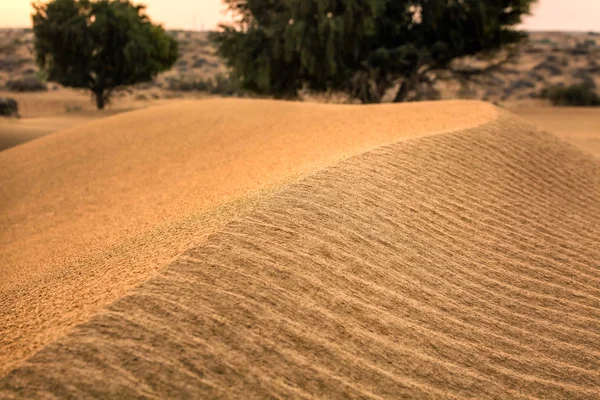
[533,60,562,76]
[569,45,589,56]
[524,46,544,54]
[166,74,241,96]
[573,69,596,88]
[526,71,544,82]
[510,79,535,90]
[176,59,188,71]
[0,97,19,117]
[536,38,554,45]
[541,84,600,106]
[166,76,212,92]
[210,73,240,96]
[6,76,47,92]
[192,57,208,68]
[0,58,29,73]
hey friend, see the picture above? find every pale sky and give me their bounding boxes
[1,0,599,32]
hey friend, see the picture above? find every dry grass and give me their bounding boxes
[1,105,599,398]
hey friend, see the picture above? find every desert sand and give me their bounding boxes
[511,105,600,158]
[0,88,176,151]
[1,99,599,398]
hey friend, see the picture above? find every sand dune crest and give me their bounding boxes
[0,99,497,376]
[2,112,599,398]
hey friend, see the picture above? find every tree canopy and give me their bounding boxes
[32,0,178,109]
[212,0,537,103]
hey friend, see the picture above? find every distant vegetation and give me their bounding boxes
[32,0,178,109]
[1,23,598,107]
[212,0,537,103]
[166,73,240,96]
[541,84,600,107]
[6,76,47,92]
[0,97,19,117]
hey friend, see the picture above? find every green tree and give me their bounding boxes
[32,0,178,109]
[212,0,536,103]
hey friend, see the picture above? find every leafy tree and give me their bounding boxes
[32,0,178,109]
[212,0,536,103]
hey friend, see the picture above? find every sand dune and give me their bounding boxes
[0,115,101,152]
[0,99,497,377]
[2,108,599,398]
[510,106,600,158]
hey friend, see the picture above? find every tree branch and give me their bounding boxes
[443,45,520,82]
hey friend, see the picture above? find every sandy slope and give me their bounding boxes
[2,111,599,398]
[0,89,174,152]
[0,115,100,152]
[510,105,600,158]
[0,99,496,377]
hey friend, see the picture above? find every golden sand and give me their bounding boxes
[2,107,599,398]
[0,99,497,377]
[510,105,600,158]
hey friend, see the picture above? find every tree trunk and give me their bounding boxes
[95,91,105,110]
[393,72,418,103]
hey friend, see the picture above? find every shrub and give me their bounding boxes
[5,76,47,92]
[533,60,562,76]
[0,97,19,117]
[457,82,476,99]
[176,59,188,71]
[583,39,596,47]
[192,57,208,68]
[526,71,544,82]
[510,79,535,90]
[523,46,544,54]
[535,38,554,46]
[166,74,241,96]
[569,45,589,56]
[209,73,240,96]
[0,58,29,73]
[573,69,596,88]
[541,84,600,106]
[166,76,211,92]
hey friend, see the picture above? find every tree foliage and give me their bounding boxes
[212,0,536,103]
[32,0,178,109]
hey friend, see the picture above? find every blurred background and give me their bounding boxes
[1,0,599,153]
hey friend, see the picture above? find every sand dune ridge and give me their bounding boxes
[2,109,599,398]
[0,99,498,377]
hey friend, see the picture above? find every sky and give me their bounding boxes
[1,0,600,32]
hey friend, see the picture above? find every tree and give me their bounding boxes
[32,0,178,109]
[212,0,536,103]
